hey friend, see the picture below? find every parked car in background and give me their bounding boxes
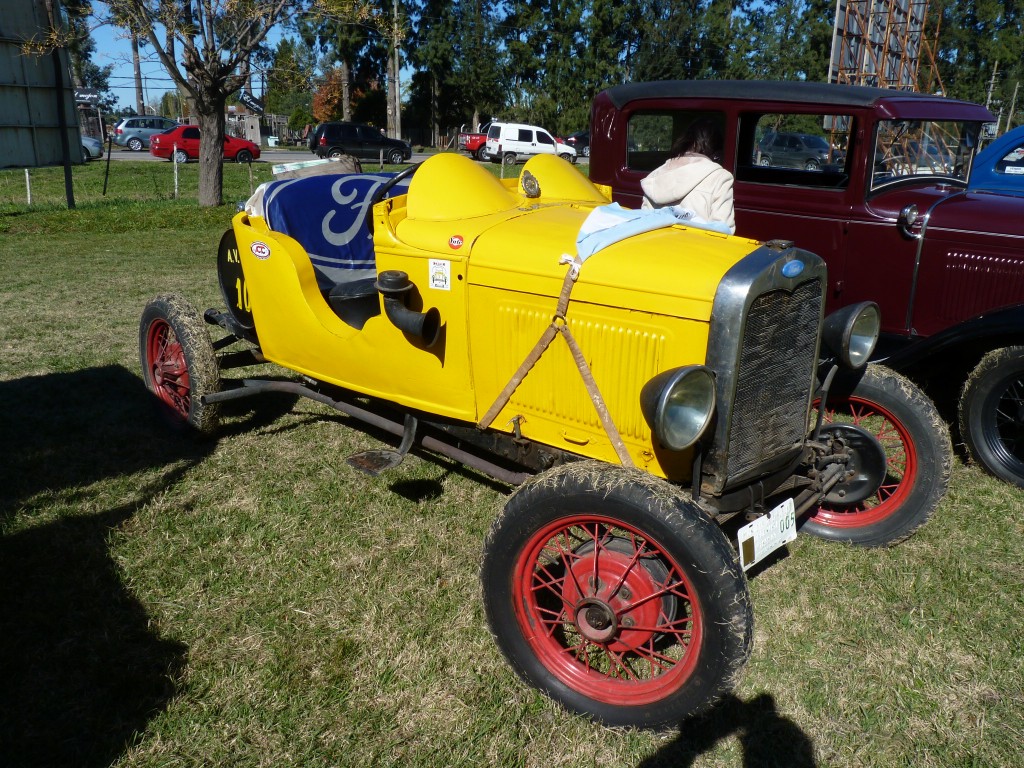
[81,135,104,160]
[757,130,837,170]
[589,79,1024,488]
[308,121,412,163]
[457,121,493,160]
[149,125,261,163]
[565,130,590,157]
[968,124,1024,192]
[485,122,577,165]
[112,115,178,151]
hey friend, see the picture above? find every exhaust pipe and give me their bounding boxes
[375,270,441,347]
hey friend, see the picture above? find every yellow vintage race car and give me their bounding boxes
[139,153,951,729]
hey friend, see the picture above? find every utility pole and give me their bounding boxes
[1008,81,1020,132]
[985,60,999,109]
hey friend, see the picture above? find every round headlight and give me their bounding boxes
[640,366,717,451]
[823,301,880,369]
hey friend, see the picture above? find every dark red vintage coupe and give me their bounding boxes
[589,81,1024,488]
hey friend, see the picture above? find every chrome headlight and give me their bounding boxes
[822,302,880,369]
[640,366,717,451]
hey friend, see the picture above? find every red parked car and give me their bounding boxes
[588,80,1024,488]
[150,125,261,163]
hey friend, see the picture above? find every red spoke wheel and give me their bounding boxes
[482,463,752,729]
[803,364,951,547]
[139,293,221,435]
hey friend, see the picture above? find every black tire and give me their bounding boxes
[758,156,771,167]
[502,152,517,166]
[802,364,951,546]
[583,145,590,158]
[804,159,820,171]
[328,147,344,159]
[127,137,143,151]
[481,462,752,729]
[959,346,1024,488]
[474,146,488,161]
[236,149,253,164]
[387,149,404,165]
[173,149,189,164]
[139,293,221,435]
[559,152,574,163]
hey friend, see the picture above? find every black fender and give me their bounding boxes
[872,304,1024,375]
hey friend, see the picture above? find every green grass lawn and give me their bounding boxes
[1,160,1022,768]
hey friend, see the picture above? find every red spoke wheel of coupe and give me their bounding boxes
[802,364,951,547]
[139,293,221,435]
[481,462,752,729]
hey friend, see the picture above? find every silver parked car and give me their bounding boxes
[81,135,104,160]
[112,116,178,151]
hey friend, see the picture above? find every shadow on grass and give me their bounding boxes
[639,694,817,768]
[0,366,215,767]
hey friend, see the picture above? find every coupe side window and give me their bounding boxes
[625,111,725,173]
[736,112,851,188]
[183,127,200,140]
[994,142,1024,175]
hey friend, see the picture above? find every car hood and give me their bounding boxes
[468,206,754,322]
[926,189,1024,238]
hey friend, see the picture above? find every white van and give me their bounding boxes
[485,122,577,165]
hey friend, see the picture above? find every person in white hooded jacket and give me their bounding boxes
[640,118,736,235]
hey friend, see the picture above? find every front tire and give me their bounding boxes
[127,137,143,151]
[559,152,574,163]
[481,462,752,729]
[802,365,951,546]
[173,149,189,164]
[387,149,404,165]
[502,152,517,166]
[959,346,1024,488]
[236,149,253,164]
[139,293,221,435]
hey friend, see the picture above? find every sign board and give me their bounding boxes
[238,90,264,116]
[74,87,99,104]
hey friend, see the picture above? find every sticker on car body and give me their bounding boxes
[448,235,464,250]
[429,259,451,290]
[250,241,271,260]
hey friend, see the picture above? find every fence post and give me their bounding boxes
[25,169,31,205]
[379,148,384,170]
[173,143,179,199]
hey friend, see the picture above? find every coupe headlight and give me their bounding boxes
[640,366,717,451]
[822,301,880,369]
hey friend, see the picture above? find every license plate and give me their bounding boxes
[737,498,797,571]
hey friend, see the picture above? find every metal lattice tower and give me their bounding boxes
[828,0,944,94]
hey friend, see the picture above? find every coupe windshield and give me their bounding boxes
[871,120,981,191]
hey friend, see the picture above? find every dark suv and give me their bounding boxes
[309,122,412,163]
[757,130,836,169]
[588,80,1024,489]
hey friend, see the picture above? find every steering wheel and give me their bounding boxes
[366,162,421,235]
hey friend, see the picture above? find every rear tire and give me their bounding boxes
[236,149,253,164]
[481,462,752,729]
[387,149,404,165]
[502,152,517,166]
[139,293,221,435]
[802,365,951,546]
[173,149,189,164]
[959,346,1024,488]
[127,137,143,151]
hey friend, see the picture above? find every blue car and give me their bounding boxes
[968,125,1024,194]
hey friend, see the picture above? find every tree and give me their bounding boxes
[100,1,365,206]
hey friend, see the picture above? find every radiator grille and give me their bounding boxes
[726,280,821,480]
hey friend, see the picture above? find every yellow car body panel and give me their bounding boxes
[232,152,767,477]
